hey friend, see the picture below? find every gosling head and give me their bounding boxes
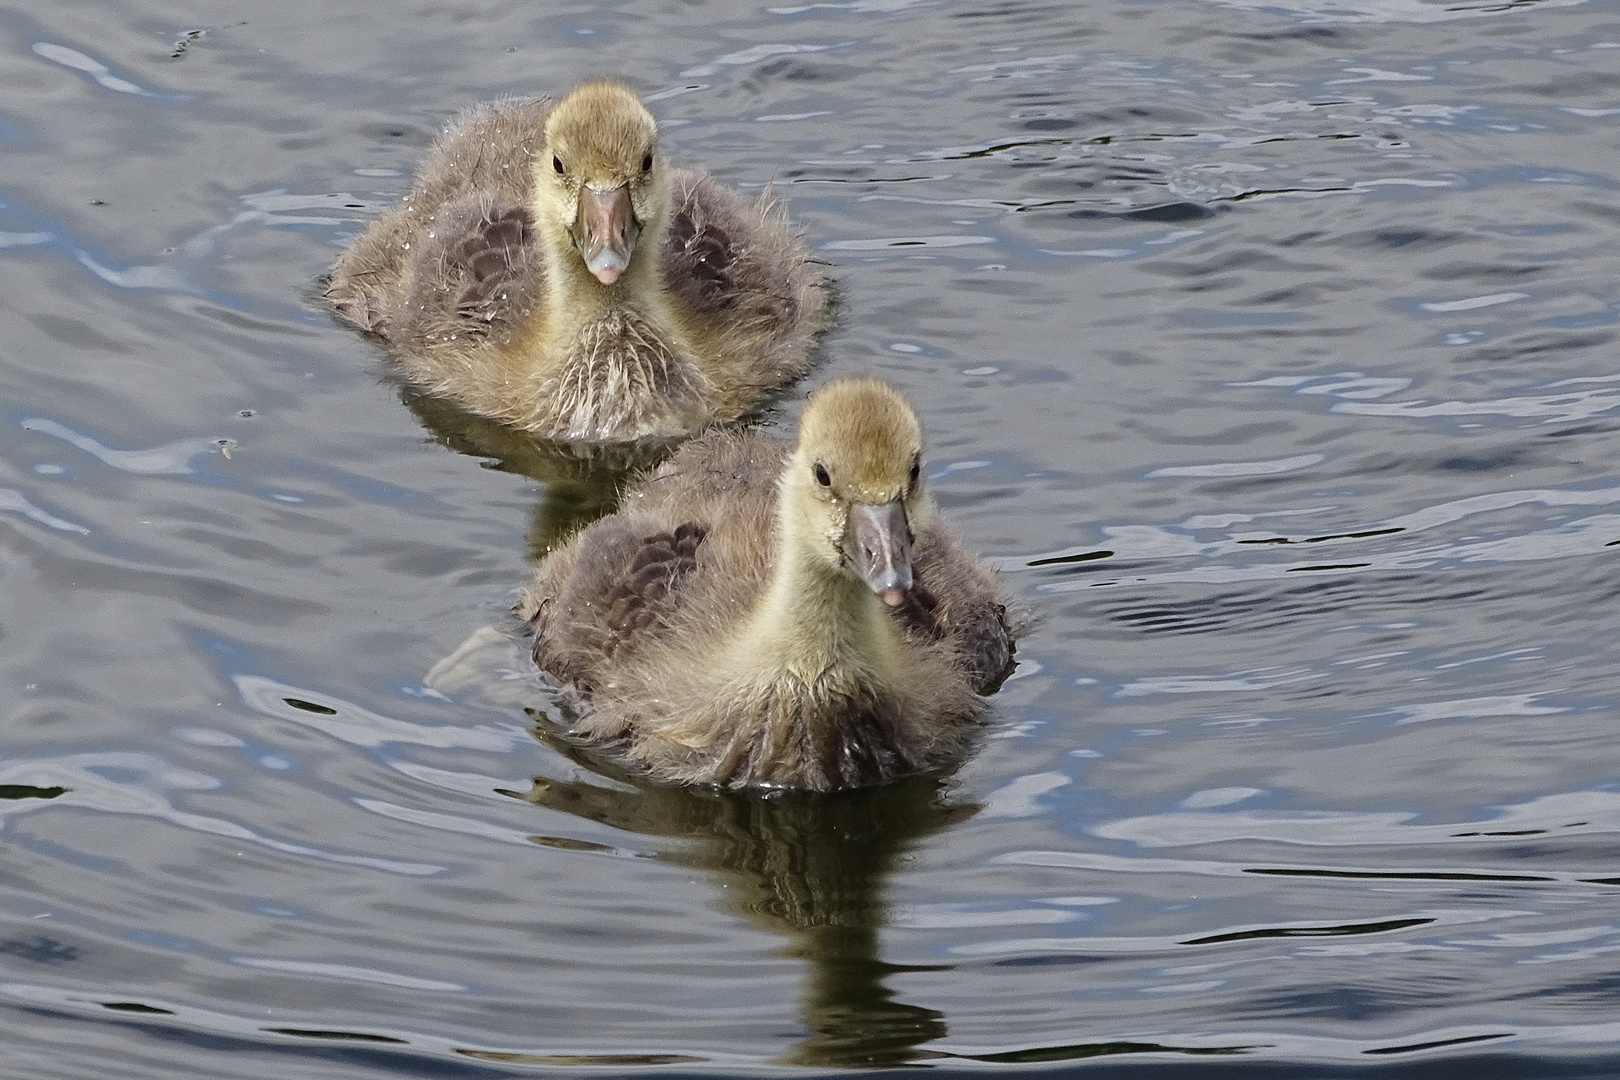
[537,82,666,286]
[789,379,934,607]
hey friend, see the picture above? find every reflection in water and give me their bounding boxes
[507,733,977,1068]
[399,387,668,557]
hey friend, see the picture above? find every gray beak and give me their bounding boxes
[846,500,913,607]
[574,184,640,285]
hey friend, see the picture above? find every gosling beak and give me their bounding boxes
[574,184,640,286]
[847,500,914,607]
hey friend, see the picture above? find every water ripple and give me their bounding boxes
[22,418,224,475]
[0,755,442,876]
[0,488,88,534]
[31,43,166,98]
[230,957,467,993]
[1092,789,1620,848]
[233,676,523,752]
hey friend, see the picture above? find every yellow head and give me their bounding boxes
[536,82,667,286]
[785,379,934,605]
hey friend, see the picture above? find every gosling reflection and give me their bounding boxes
[398,386,669,557]
[508,744,977,1067]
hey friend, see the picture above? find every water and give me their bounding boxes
[4,0,1620,1075]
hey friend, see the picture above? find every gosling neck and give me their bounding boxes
[733,470,905,687]
[532,192,673,329]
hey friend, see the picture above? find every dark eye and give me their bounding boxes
[552,155,564,175]
[641,152,653,173]
[909,459,920,486]
[813,463,831,487]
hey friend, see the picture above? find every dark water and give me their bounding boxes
[5,0,1620,1076]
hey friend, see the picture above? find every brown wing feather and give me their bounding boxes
[954,599,1015,695]
[904,540,1016,695]
[328,99,551,337]
[599,523,708,657]
[665,207,735,310]
[657,174,807,358]
[524,432,780,697]
[529,522,709,693]
[450,204,536,324]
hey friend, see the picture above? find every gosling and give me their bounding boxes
[327,81,829,444]
[522,378,1016,790]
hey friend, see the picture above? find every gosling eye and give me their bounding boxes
[641,152,653,174]
[813,463,831,488]
[551,155,564,175]
[908,458,921,487]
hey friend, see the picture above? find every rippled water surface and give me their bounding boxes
[5,0,1620,1076]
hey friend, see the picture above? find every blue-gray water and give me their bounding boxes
[4,1,1620,1077]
